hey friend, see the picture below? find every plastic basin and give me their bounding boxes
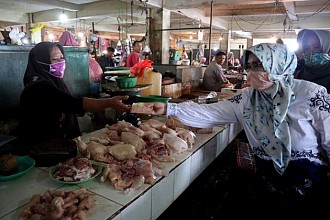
[116,76,137,88]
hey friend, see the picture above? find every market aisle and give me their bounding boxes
[157,133,307,219]
[156,142,238,219]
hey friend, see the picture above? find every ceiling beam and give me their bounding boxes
[0,9,29,25]
[24,0,80,11]
[283,2,298,21]
[32,1,146,25]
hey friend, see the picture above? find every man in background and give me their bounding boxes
[202,50,232,91]
[125,40,143,67]
[98,46,115,72]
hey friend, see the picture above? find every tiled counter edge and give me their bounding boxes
[119,122,243,220]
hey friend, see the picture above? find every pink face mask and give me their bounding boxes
[247,70,273,91]
[37,60,66,78]
[49,61,66,78]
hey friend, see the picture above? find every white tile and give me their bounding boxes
[81,178,153,206]
[121,190,152,220]
[190,148,204,182]
[110,213,122,220]
[58,186,123,220]
[151,171,174,220]
[216,133,226,156]
[228,123,243,144]
[219,126,230,148]
[202,137,217,169]
[0,168,63,218]
[0,185,122,220]
[173,157,191,200]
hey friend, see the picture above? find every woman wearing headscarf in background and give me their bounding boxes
[58,30,80,46]
[227,51,235,67]
[142,43,330,212]
[295,29,330,93]
[19,42,130,146]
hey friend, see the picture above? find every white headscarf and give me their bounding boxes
[243,43,297,174]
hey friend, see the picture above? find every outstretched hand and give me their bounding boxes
[109,96,131,112]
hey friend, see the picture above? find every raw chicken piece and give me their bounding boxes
[147,118,166,129]
[157,126,177,136]
[142,129,163,142]
[136,152,165,169]
[100,164,111,182]
[104,130,121,141]
[123,159,156,185]
[163,133,188,153]
[89,136,110,145]
[107,164,123,185]
[106,121,145,137]
[132,159,156,185]
[131,103,155,114]
[113,173,144,192]
[139,123,164,141]
[153,166,168,177]
[76,136,88,155]
[107,144,137,160]
[139,123,163,136]
[176,128,196,148]
[85,141,112,163]
[20,188,95,220]
[123,175,145,194]
[77,137,110,163]
[146,143,175,162]
[121,131,147,152]
[165,116,189,129]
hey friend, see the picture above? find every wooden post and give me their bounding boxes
[208,1,213,64]
[92,22,96,57]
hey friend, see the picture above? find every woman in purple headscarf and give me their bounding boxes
[19,42,130,146]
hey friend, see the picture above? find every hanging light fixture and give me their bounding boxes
[142,44,151,54]
[197,20,203,41]
[59,10,68,22]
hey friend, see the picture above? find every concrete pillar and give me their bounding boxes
[247,38,253,49]
[149,8,170,64]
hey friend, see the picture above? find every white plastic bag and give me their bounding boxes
[9,27,25,45]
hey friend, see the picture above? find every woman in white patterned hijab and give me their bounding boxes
[145,43,330,208]
[243,43,297,174]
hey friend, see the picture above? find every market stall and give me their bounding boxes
[0,121,242,220]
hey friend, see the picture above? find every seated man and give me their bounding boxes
[202,50,232,91]
[98,46,115,72]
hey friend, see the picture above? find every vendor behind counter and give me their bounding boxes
[202,50,233,91]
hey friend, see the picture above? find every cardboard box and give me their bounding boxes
[161,83,182,98]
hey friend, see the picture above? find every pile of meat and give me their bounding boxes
[53,157,97,182]
[19,187,96,220]
[76,117,196,194]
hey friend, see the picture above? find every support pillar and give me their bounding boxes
[149,8,170,64]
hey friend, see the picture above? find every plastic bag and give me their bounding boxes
[9,27,25,45]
